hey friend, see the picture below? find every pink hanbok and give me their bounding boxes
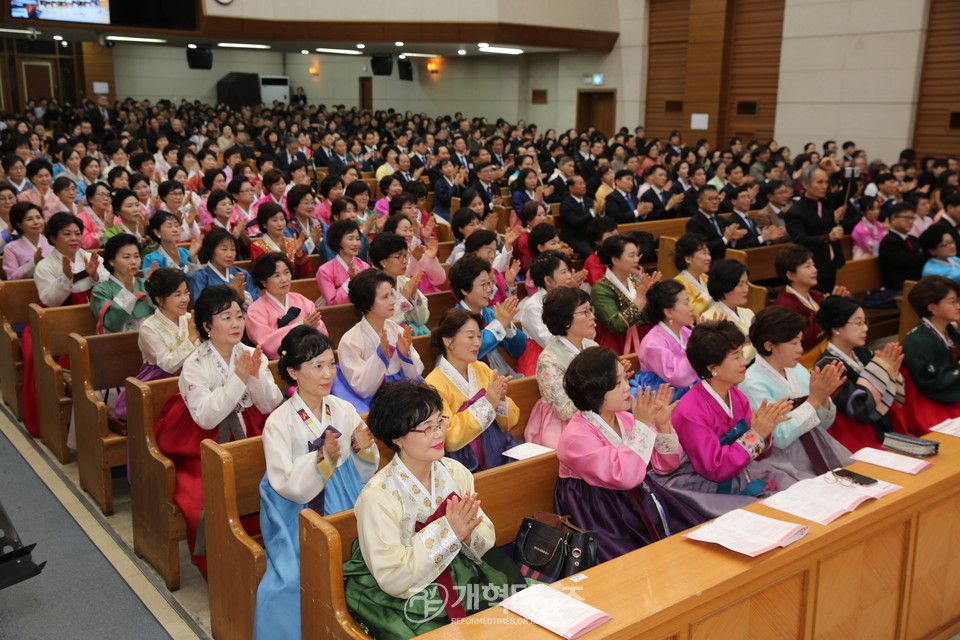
[315,255,370,306]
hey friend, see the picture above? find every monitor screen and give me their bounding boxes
[10,0,110,24]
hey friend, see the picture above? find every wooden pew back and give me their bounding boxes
[0,278,39,419]
[657,236,680,279]
[899,280,919,341]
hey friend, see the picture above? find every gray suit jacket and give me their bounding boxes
[756,203,788,230]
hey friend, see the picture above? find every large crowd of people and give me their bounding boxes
[3,94,960,639]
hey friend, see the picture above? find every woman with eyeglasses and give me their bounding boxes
[368,232,430,335]
[919,225,960,283]
[813,296,906,451]
[343,380,526,639]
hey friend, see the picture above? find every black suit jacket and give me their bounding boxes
[313,147,336,169]
[604,190,637,225]
[275,151,307,172]
[472,180,496,213]
[559,195,594,255]
[687,211,730,259]
[546,176,568,204]
[87,106,119,135]
[410,153,428,171]
[725,210,763,249]
[878,231,925,291]
[681,186,700,218]
[451,152,473,171]
[784,197,846,292]
[327,154,349,176]
[639,188,676,221]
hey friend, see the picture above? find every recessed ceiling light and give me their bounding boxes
[60,41,68,46]
[398,54,406,59]
[458,49,467,55]
[479,45,523,55]
[300,49,309,54]
[187,43,197,49]
[53,35,63,41]
[478,42,489,48]
[395,41,404,46]
[356,43,365,49]
[106,35,168,43]
[314,47,362,56]
[217,42,270,49]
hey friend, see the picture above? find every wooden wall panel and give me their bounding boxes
[644,0,690,141]
[682,0,732,147]
[907,493,960,639]
[78,42,115,103]
[912,0,960,156]
[689,572,805,640]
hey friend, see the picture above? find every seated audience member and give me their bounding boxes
[425,309,519,471]
[700,259,756,362]
[319,197,372,263]
[591,234,658,355]
[0,182,17,254]
[890,276,960,434]
[77,181,114,249]
[432,158,464,222]
[382,208,445,294]
[4,201,52,279]
[878,202,924,293]
[908,191,934,237]
[584,215,619,285]
[246,252,327,359]
[248,202,311,277]
[447,207,483,265]
[521,221,570,295]
[187,227,260,305]
[285,184,323,256]
[156,178,201,241]
[755,179,791,231]
[724,185,786,248]
[90,233,154,333]
[463,228,522,305]
[315,219,370,306]
[654,320,794,518]
[510,167,543,220]
[514,199,549,270]
[154,285,283,577]
[603,169,648,224]
[516,250,580,375]
[343,380,526,639]
[345,179,378,231]
[813,296,905,451]
[772,245,841,368]
[52,176,79,216]
[315,173,345,225]
[920,224,960,282]
[226,176,258,234]
[103,188,148,249]
[374,175,403,218]
[686,185,746,260]
[526,287,599,447]
[197,169,229,225]
[142,210,201,273]
[740,306,851,479]
[449,255,527,378]
[851,196,884,259]
[334,269,424,413]
[559,174,595,257]
[673,232,713,316]
[17,159,60,219]
[254,326,379,640]
[114,267,201,420]
[556,346,704,562]
[636,279,698,395]
[368,232,430,335]
[253,168,287,214]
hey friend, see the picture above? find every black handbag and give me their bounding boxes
[513,511,598,583]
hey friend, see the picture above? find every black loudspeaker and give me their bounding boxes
[397,59,413,81]
[217,72,261,107]
[371,55,393,76]
[186,45,213,70]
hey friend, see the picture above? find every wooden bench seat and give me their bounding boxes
[0,278,39,420]
[899,280,919,341]
[835,257,898,342]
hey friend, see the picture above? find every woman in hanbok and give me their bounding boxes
[315,219,370,306]
[382,203,446,294]
[920,226,960,282]
[252,168,287,215]
[254,326,379,640]
[51,176,78,216]
[516,250,578,376]
[851,196,884,259]
[463,228,523,307]
[525,287,598,447]
[248,202,311,277]
[318,197,372,263]
[556,347,704,562]
[449,255,527,378]
[142,211,201,273]
[333,268,424,413]
[157,178,202,242]
[672,233,712,317]
[246,252,327,359]
[21,212,109,436]
[154,285,283,577]
[113,268,201,420]
[0,182,16,255]
[425,309,520,472]
[813,296,906,451]
[4,202,52,279]
[17,159,60,219]
[636,279,698,397]
[740,306,851,479]
[700,259,756,362]
[103,188,149,251]
[653,320,795,518]
[513,199,549,271]
[446,207,483,266]
[187,228,260,305]
[368,232,430,335]
[591,234,658,355]
[90,233,154,333]
[890,276,960,434]
[285,184,323,257]
[343,380,526,640]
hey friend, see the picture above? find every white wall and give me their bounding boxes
[773,0,929,164]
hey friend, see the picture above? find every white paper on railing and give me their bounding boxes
[931,418,960,437]
[762,474,901,525]
[851,447,933,475]
[683,509,809,557]
[502,442,555,460]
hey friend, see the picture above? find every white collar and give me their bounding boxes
[158,244,182,268]
[210,341,238,372]
[922,318,955,347]
[680,270,710,298]
[557,336,583,356]
[582,411,628,448]
[392,454,434,502]
[702,381,733,417]
[786,286,819,310]
[754,355,801,397]
[657,321,687,348]
[209,264,232,282]
[826,342,865,373]
[604,268,636,299]
[291,392,327,439]
[437,355,477,397]
[335,253,353,273]
[265,291,288,311]
[714,300,744,322]
[153,308,183,333]
[263,234,283,253]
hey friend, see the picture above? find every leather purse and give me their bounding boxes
[513,511,598,583]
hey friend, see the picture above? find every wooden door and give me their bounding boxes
[21,60,55,102]
[576,89,617,138]
[359,77,372,111]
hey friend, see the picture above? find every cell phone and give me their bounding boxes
[833,469,878,486]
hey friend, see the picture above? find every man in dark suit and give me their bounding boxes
[313,132,336,169]
[86,95,119,143]
[604,169,653,224]
[933,193,960,249]
[686,185,748,259]
[326,137,350,176]
[725,185,787,248]
[878,202,925,292]
[559,175,595,256]
[639,165,685,220]
[410,137,429,171]
[471,162,499,214]
[274,136,307,172]
[681,166,707,217]
[393,153,421,186]
[785,165,847,293]
[450,137,473,171]
[546,156,577,204]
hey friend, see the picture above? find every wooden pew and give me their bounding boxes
[426,291,456,328]
[300,451,561,640]
[438,241,454,262]
[618,218,689,244]
[69,331,142,514]
[657,236,680,279]
[745,282,770,315]
[289,277,318,301]
[0,278,39,420]
[835,257,899,341]
[29,303,96,463]
[899,280,919,341]
[724,243,786,282]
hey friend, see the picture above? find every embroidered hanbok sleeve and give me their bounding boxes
[739,368,820,449]
[591,279,643,335]
[262,403,332,503]
[137,318,197,373]
[179,352,251,429]
[448,460,496,562]
[425,369,497,452]
[393,277,430,328]
[671,394,761,483]
[536,353,577,421]
[819,351,903,423]
[637,329,698,388]
[338,324,390,398]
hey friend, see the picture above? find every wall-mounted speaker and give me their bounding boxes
[371,55,393,76]
[187,45,213,70]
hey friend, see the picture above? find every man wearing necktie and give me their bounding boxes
[686,185,747,260]
[640,166,684,220]
[878,202,925,292]
[559,175,596,256]
[726,185,787,249]
[785,163,847,293]
[472,162,499,213]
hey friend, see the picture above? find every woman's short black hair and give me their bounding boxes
[344,179,369,200]
[367,380,444,451]
[145,267,187,306]
[388,193,417,216]
[815,295,861,333]
[919,224,952,256]
[286,184,314,214]
[326,218,360,253]
[277,325,335,386]
[543,286,591,336]
[111,187,137,213]
[44,211,82,243]
[129,172,149,191]
[519,200,547,227]
[368,232,407,269]
[448,254,490,301]
[598,234,635,268]
[774,244,813,282]
[206,189,234,216]
[52,176,75,194]
[25,158,53,179]
[431,308,484,357]
[563,346,620,412]
[528,222,559,259]
[198,227,236,264]
[102,233,140,273]
[378,175,400,196]
[749,306,807,356]
[673,232,708,272]
[330,197,358,220]
[9,201,41,237]
[382,213,411,235]
[908,275,960,319]
[347,268,395,314]
[147,210,180,243]
[687,320,747,378]
[256,201,287,231]
[85,181,110,206]
[707,259,748,302]
[202,168,226,191]
[464,228,498,254]
[529,250,571,289]
[451,207,481,241]
[588,216,619,247]
[193,285,243,341]
[318,174,344,198]
[251,251,294,289]
[646,279,686,324]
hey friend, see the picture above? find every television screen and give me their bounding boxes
[10,0,110,24]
